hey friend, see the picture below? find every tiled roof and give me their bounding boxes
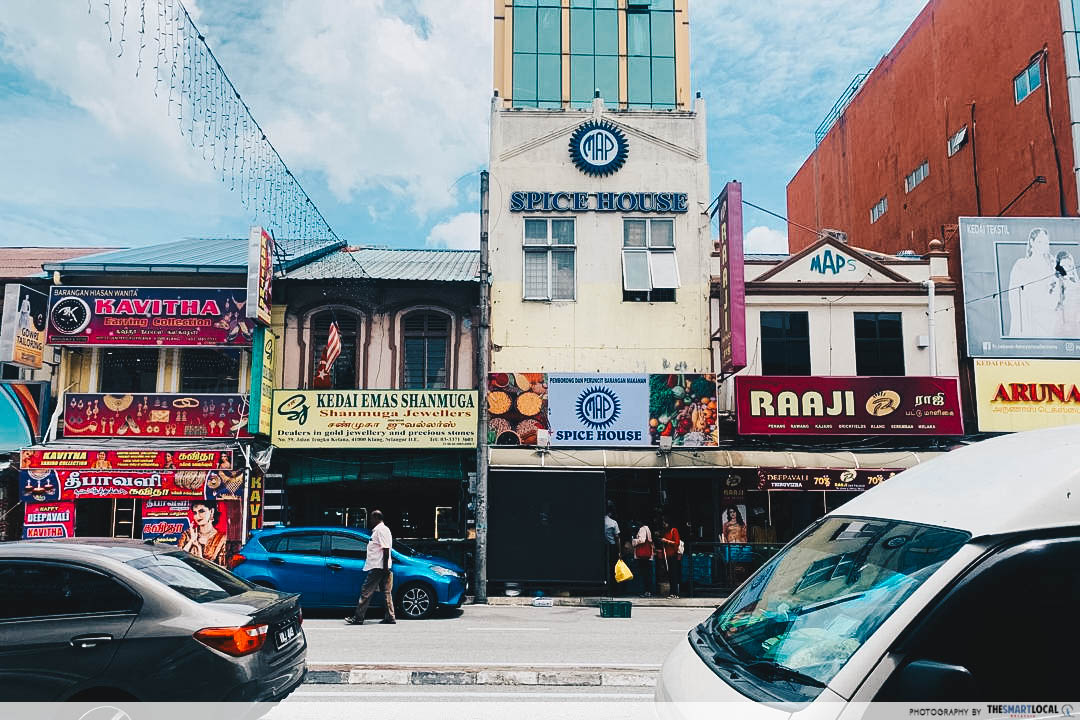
[286,248,480,282]
[0,247,119,278]
[42,237,341,274]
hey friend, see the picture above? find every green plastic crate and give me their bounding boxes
[599,600,632,618]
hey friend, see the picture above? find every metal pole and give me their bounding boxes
[475,170,491,603]
[924,279,937,375]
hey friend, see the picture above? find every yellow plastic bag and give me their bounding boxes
[614,558,634,583]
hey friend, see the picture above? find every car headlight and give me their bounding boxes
[431,566,462,578]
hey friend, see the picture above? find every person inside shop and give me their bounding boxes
[721,506,748,544]
[182,498,227,567]
[631,519,655,597]
[657,515,682,598]
[346,509,396,626]
[604,501,621,595]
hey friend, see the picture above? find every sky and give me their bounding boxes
[0,0,928,255]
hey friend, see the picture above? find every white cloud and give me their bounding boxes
[426,212,479,250]
[744,225,788,255]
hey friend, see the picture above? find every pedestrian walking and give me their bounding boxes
[657,516,682,598]
[631,520,655,597]
[604,501,621,595]
[345,510,396,625]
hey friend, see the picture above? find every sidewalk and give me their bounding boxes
[301,604,713,687]
[480,595,723,609]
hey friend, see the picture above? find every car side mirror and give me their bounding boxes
[877,659,975,701]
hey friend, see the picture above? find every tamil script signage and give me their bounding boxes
[757,468,900,492]
[21,448,233,470]
[0,284,47,368]
[63,393,251,439]
[735,376,964,435]
[547,375,650,447]
[247,226,274,325]
[973,358,1080,432]
[141,500,191,546]
[20,468,210,502]
[271,390,478,448]
[509,191,688,214]
[713,181,746,373]
[960,217,1080,357]
[23,502,75,539]
[47,286,256,347]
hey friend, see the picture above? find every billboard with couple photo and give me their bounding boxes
[961,217,1080,357]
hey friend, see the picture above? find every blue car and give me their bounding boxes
[231,526,466,619]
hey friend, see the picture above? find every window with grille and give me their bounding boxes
[402,311,450,389]
[869,196,888,224]
[622,218,678,302]
[309,310,360,390]
[904,161,929,193]
[180,349,242,392]
[99,348,159,393]
[523,218,576,301]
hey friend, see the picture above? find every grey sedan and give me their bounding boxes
[0,538,307,702]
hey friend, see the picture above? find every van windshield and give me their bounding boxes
[704,516,969,702]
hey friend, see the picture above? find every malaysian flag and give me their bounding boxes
[312,321,342,389]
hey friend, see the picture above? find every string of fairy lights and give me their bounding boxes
[88,0,343,262]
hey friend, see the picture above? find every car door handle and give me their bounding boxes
[327,563,343,571]
[269,557,285,564]
[70,635,113,649]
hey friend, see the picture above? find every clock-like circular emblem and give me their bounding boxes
[569,120,628,177]
[50,296,91,335]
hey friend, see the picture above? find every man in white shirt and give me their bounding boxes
[345,510,396,625]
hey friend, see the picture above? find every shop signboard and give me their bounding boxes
[713,181,747,374]
[247,472,264,532]
[247,226,274,325]
[271,389,479,448]
[248,326,275,435]
[735,376,964,435]
[547,374,650,447]
[63,392,251,439]
[972,358,1080,432]
[0,381,49,451]
[488,372,719,447]
[0,284,47,368]
[959,216,1080,357]
[46,286,256,347]
[23,501,76,539]
[20,468,212,502]
[141,500,192,546]
[20,448,233,470]
[757,467,901,492]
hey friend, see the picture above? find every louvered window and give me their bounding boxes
[402,312,450,389]
[309,310,360,389]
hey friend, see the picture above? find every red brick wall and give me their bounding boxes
[787,0,1077,271]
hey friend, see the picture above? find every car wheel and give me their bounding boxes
[397,582,436,619]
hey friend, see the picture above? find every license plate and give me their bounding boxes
[275,622,299,649]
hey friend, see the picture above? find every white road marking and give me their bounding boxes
[309,661,661,669]
[291,691,653,699]
[464,626,551,631]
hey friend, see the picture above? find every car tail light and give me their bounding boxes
[227,553,247,569]
[193,624,268,657]
[298,608,303,625]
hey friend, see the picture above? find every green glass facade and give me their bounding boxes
[512,0,677,110]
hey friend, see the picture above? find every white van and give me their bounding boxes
[656,425,1080,711]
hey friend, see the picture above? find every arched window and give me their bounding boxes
[402,311,451,389]
[309,309,362,389]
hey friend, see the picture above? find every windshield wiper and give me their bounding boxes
[794,591,866,616]
[743,661,828,688]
